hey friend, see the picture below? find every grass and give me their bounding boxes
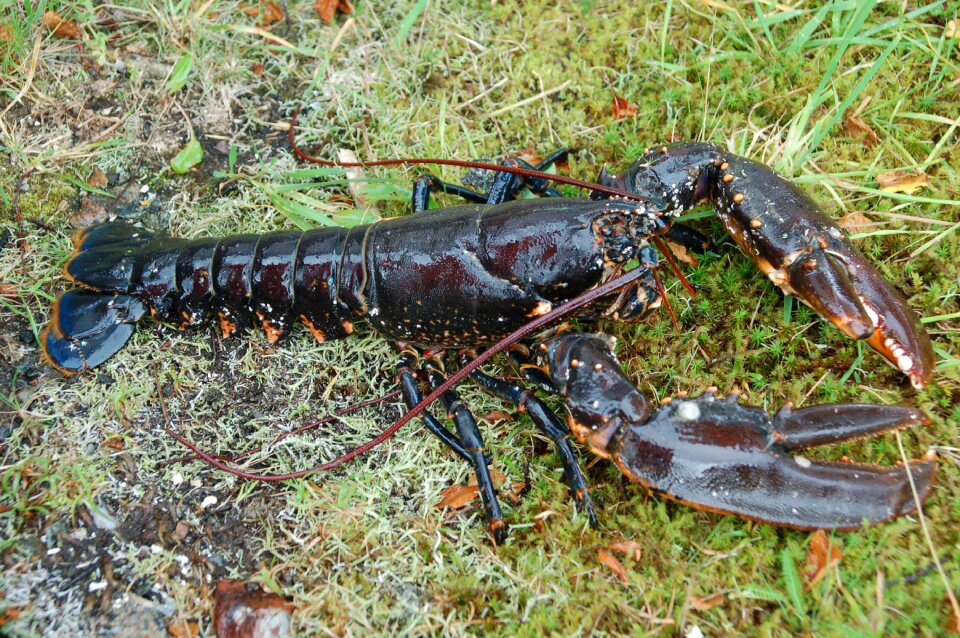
[1,0,959,635]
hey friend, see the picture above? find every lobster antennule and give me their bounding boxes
[540,333,937,530]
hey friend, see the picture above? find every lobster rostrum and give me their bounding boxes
[40,142,936,542]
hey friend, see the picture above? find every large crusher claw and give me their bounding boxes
[540,333,936,530]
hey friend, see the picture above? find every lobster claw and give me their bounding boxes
[542,333,937,530]
[609,395,936,530]
[710,155,935,389]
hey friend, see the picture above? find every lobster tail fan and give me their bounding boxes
[41,290,147,372]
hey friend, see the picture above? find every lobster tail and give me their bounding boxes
[41,290,147,372]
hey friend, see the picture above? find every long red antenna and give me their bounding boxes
[287,106,650,203]
[167,266,651,482]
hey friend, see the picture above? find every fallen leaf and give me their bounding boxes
[0,284,18,299]
[43,11,79,39]
[87,168,108,189]
[251,62,264,76]
[805,529,843,590]
[877,170,929,194]
[480,410,511,424]
[612,92,637,119]
[0,25,12,42]
[102,436,124,450]
[837,211,872,235]
[437,484,479,509]
[946,597,960,634]
[597,548,630,586]
[315,0,353,23]
[468,470,506,488]
[514,145,544,167]
[175,520,190,539]
[314,0,338,23]
[68,197,108,228]
[690,593,726,611]
[663,238,698,266]
[946,19,959,39]
[166,619,199,638]
[608,539,643,562]
[260,1,284,25]
[842,116,878,147]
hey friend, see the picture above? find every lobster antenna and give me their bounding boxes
[652,236,696,297]
[166,390,401,467]
[288,106,650,204]
[167,266,652,482]
[650,266,680,331]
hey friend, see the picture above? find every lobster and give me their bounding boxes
[40,142,937,543]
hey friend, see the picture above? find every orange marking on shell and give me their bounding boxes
[733,193,745,203]
[257,312,283,345]
[722,174,734,183]
[300,315,326,343]
[342,320,354,335]
[218,311,237,338]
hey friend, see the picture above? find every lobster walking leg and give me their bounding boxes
[396,349,473,463]
[463,355,599,527]
[411,149,570,213]
[422,358,506,543]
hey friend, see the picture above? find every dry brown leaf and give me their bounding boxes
[946,598,960,634]
[946,19,959,39]
[68,197,108,228]
[877,170,929,194]
[0,283,18,299]
[166,619,199,638]
[251,62,264,76]
[663,238,699,266]
[87,168,108,189]
[175,520,190,539]
[597,549,630,586]
[690,593,726,611]
[805,529,843,590]
[837,211,872,235]
[842,116,878,147]
[607,540,642,562]
[468,470,506,488]
[481,410,511,425]
[437,484,480,509]
[0,25,12,42]
[611,92,637,120]
[260,1,284,25]
[43,11,79,39]
[102,436,124,450]
[314,0,339,23]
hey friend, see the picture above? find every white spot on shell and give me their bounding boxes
[897,355,913,372]
[675,401,701,421]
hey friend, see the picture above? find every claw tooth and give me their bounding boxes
[897,355,914,373]
[863,303,880,327]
